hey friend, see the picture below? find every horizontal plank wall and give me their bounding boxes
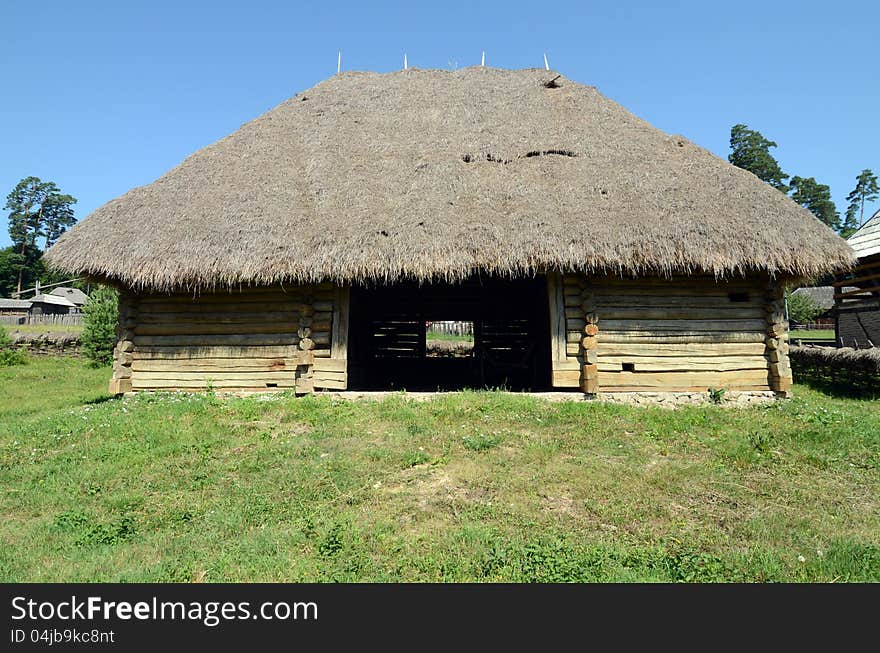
[591,275,777,393]
[113,284,338,393]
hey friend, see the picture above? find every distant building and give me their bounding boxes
[835,208,880,348]
[50,287,89,309]
[0,298,32,317]
[28,294,77,315]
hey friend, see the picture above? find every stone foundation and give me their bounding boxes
[594,390,781,408]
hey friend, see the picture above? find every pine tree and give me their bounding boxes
[728,124,789,192]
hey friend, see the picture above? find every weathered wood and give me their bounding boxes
[135,323,298,336]
[131,378,297,389]
[331,286,350,361]
[133,371,297,381]
[581,336,599,350]
[565,342,579,357]
[132,358,307,372]
[597,370,770,389]
[598,357,768,373]
[314,358,347,373]
[109,378,132,394]
[598,307,764,320]
[137,310,303,323]
[601,319,767,332]
[552,359,581,371]
[599,342,767,357]
[552,369,581,387]
[594,295,764,308]
[599,332,766,344]
[547,272,567,370]
[584,324,599,336]
[133,345,306,359]
[134,334,299,347]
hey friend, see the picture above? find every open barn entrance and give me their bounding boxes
[347,276,552,391]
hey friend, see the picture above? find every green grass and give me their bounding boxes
[1,357,878,582]
[426,332,474,343]
[5,324,83,335]
[790,329,835,341]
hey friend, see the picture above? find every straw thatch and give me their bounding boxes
[46,67,855,291]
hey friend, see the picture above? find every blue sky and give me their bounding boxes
[1,0,877,249]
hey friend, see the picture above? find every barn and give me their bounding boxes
[45,68,854,400]
[836,208,880,348]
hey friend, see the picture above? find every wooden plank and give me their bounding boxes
[552,359,581,371]
[132,358,306,372]
[599,342,767,356]
[547,272,567,367]
[330,286,350,360]
[597,370,770,389]
[552,369,581,387]
[137,311,303,323]
[598,358,768,373]
[133,371,297,381]
[598,307,764,320]
[131,379,298,389]
[832,271,880,287]
[601,319,767,332]
[134,334,299,347]
[314,358,347,373]
[593,295,764,308]
[599,332,766,344]
[135,323,297,336]
[133,345,305,359]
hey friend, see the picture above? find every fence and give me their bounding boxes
[0,313,83,327]
[426,320,474,337]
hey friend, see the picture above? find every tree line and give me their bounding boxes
[728,124,878,237]
[1,177,77,297]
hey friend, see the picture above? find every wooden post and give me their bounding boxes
[109,291,136,394]
[580,283,598,394]
[765,282,792,397]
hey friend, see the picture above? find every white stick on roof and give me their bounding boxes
[544,53,550,70]
[481,51,485,66]
[404,53,408,69]
[337,51,341,74]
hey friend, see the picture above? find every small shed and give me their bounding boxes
[50,287,89,310]
[836,208,880,348]
[45,68,855,398]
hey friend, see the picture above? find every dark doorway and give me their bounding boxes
[348,275,551,391]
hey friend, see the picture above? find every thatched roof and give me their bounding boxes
[46,67,854,291]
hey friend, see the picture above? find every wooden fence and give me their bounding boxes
[0,313,83,327]
[426,320,474,337]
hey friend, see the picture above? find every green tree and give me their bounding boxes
[4,176,77,294]
[841,204,860,239]
[80,285,119,366]
[728,124,789,192]
[786,290,823,326]
[844,169,879,230]
[789,176,839,230]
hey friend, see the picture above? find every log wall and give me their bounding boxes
[588,275,783,393]
[110,284,344,394]
[549,274,789,395]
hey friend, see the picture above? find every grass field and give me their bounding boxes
[5,324,83,335]
[1,357,878,582]
[790,329,835,341]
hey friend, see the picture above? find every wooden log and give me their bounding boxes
[585,324,599,336]
[132,371,297,381]
[108,378,132,394]
[598,307,764,320]
[552,359,581,371]
[581,336,598,350]
[299,337,315,350]
[600,385,771,393]
[598,342,767,357]
[583,349,598,364]
[597,370,770,389]
[594,295,764,308]
[582,364,598,379]
[131,378,297,389]
[564,306,583,320]
[566,342,579,357]
[767,323,788,338]
[598,358,769,373]
[132,358,308,372]
[599,332,766,344]
[134,334,299,347]
[136,310,303,323]
[566,318,586,331]
[135,323,298,336]
[133,345,306,359]
[552,369,581,387]
[295,378,315,395]
[119,340,135,352]
[601,319,767,332]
